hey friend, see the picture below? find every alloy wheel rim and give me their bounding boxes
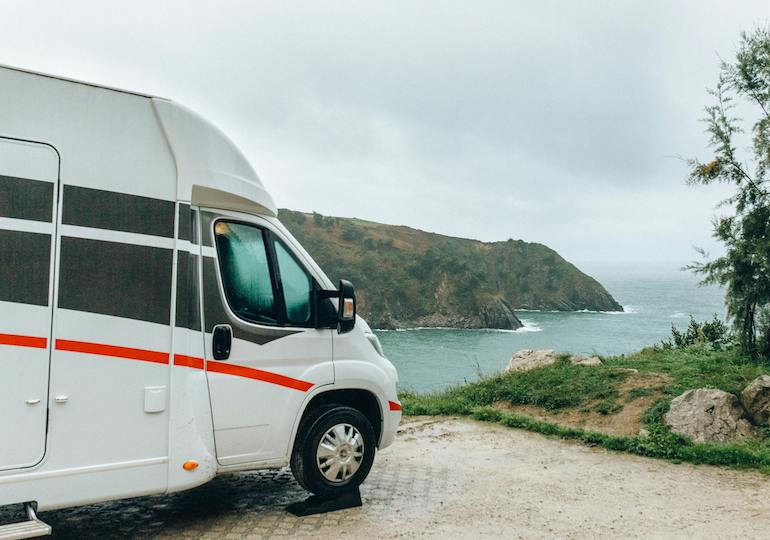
[316,423,365,483]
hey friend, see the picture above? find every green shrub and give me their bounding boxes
[661,315,732,350]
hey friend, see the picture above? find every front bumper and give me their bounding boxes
[379,401,402,449]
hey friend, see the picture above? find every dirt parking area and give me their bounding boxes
[6,416,770,538]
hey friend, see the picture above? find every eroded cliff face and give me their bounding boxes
[279,209,622,329]
[373,298,523,330]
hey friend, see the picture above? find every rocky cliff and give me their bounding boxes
[279,210,622,329]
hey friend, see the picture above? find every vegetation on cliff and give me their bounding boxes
[279,209,622,329]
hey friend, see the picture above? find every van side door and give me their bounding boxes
[200,210,334,466]
[0,138,59,471]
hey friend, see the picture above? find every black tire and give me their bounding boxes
[290,405,376,498]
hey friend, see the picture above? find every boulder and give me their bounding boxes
[740,375,770,425]
[506,349,558,372]
[570,355,602,367]
[664,389,756,443]
[505,349,602,372]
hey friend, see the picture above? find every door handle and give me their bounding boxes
[25,398,41,405]
[212,324,232,360]
[55,395,69,404]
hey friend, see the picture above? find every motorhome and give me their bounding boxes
[0,64,401,538]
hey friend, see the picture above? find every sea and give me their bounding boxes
[375,264,726,393]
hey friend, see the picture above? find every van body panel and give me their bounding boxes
[0,67,176,203]
[166,205,218,493]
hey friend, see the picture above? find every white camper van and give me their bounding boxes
[0,64,401,537]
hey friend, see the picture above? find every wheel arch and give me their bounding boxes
[291,388,384,455]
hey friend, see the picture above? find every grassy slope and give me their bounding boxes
[279,209,622,328]
[401,348,770,472]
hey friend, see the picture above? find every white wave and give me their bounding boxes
[517,306,637,315]
[574,305,638,315]
[514,319,543,333]
[375,322,542,333]
[670,312,688,319]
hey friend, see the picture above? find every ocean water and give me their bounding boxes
[376,265,726,393]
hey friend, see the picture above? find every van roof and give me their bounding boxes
[0,63,164,100]
[1,63,277,217]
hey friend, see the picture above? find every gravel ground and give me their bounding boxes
[4,416,770,538]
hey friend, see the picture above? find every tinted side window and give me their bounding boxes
[214,221,277,325]
[274,240,312,326]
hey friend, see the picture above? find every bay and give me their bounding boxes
[376,264,726,393]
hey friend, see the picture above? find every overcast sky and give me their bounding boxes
[3,1,769,270]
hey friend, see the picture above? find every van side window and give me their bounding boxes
[274,240,312,325]
[214,221,277,325]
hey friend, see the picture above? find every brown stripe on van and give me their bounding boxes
[0,175,54,222]
[175,251,201,331]
[201,256,298,345]
[0,229,51,306]
[58,237,173,325]
[62,185,175,238]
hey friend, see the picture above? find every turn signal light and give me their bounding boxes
[182,460,199,471]
[342,298,355,319]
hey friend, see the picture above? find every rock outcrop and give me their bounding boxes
[479,298,523,330]
[505,349,602,372]
[570,355,602,367]
[381,306,523,331]
[664,389,756,443]
[740,375,770,425]
[506,349,559,372]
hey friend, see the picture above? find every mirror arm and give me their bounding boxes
[313,287,340,329]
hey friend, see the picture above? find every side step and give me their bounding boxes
[0,504,51,540]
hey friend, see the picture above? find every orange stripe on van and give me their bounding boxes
[55,339,170,365]
[207,360,314,392]
[6,334,312,392]
[0,333,48,349]
[173,354,205,370]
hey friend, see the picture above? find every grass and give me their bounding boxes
[594,400,623,415]
[604,346,770,396]
[469,407,770,470]
[399,346,770,472]
[401,357,631,415]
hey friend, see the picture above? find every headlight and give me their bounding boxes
[365,332,385,357]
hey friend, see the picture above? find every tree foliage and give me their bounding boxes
[660,315,732,351]
[687,27,770,359]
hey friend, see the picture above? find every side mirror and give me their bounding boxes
[337,279,356,334]
[313,280,356,333]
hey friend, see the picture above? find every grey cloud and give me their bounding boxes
[1,0,768,267]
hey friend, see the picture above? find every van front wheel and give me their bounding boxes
[290,405,376,498]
